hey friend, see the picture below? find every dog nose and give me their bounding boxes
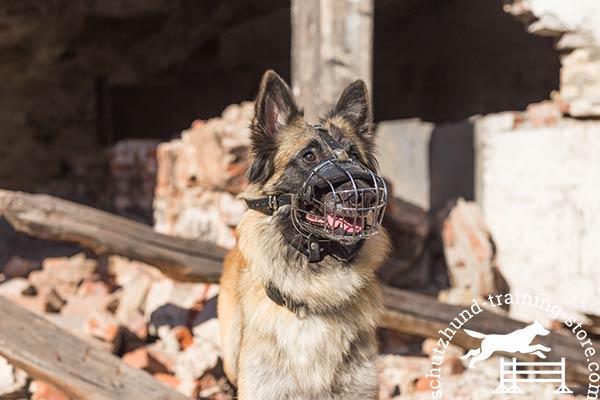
[337,180,379,207]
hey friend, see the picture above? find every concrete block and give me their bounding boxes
[375,119,433,209]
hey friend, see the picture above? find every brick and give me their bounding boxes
[153,102,252,249]
[524,101,562,127]
[414,375,437,392]
[172,326,193,351]
[122,347,169,374]
[145,280,210,334]
[33,253,98,299]
[440,199,496,301]
[44,288,66,313]
[84,311,121,343]
[76,280,110,297]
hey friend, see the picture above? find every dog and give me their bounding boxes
[460,320,551,368]
[217,70,390,399]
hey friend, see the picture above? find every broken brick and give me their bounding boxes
[122,347,169,374]
[84,311,121,343]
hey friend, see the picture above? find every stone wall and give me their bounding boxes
[506,0,600,117]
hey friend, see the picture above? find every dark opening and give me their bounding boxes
[373,0,560,123]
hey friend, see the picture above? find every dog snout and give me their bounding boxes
[335,180,378,207]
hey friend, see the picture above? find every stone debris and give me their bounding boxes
[505,0,600,117]
[0,252,232,399]
[153,102,252,249]
[0,356,27,397]
[438,198,503,305]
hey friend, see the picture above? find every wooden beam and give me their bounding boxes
[291,0,374,122]
[0,189,226,283]
[0,189,596,385]
[0,295,186,400]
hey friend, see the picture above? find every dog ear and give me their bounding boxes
[248,70,299,184]
[330,80,373,143]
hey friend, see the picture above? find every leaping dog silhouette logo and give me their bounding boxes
[461,320,551,368]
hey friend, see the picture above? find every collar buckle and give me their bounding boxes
[268,195,279,212]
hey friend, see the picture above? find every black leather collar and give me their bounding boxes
[265,281,308,319]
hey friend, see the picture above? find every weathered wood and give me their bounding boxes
[0,189,596,385]
[0,295,187,400]
[0,189,227,283]
[291,0,374,122]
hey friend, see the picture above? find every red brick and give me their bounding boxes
[414,375,438,392]
[172,326,193,350]
[525,100,562,127]
[122,347,168,374]
[76,280,110,297]
[84,311,121,343]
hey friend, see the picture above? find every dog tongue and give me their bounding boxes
[326,213,363,233]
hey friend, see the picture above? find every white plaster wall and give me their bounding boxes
[475,113,600,319]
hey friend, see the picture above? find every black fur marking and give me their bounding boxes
[248,71,300,184]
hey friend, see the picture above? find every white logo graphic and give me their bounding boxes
[495,357,572,394]
[426,292,599,399]
[461,321,551,368]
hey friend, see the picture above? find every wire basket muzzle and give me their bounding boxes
[291,158,388,242]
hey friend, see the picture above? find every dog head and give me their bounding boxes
[532,320,550,336]
[246,70,386,244]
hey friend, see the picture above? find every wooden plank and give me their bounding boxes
[0,189,227,283]
[291,0,374,122]
[0,295,187,400]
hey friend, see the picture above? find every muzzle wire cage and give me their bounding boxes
[291,157,388,242]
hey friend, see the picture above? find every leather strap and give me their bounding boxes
[314,124,349,161]
[265,281,308,319]
[245,194,293,215]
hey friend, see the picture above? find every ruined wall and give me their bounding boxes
[507,0,600,117]
[472,1,600,319]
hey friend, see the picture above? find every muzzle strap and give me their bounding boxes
[245,194,293,215]
[313,124,349,162]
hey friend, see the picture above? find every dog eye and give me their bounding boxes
[302,151,317,163]
[350,151,360,160]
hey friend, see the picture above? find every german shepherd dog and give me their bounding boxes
[218,70,390,399]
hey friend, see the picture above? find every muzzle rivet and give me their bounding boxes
[310,242,319,250]
[333,148,349,162]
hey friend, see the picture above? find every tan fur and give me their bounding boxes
[218,71,388,399]
[219,210,389,399]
